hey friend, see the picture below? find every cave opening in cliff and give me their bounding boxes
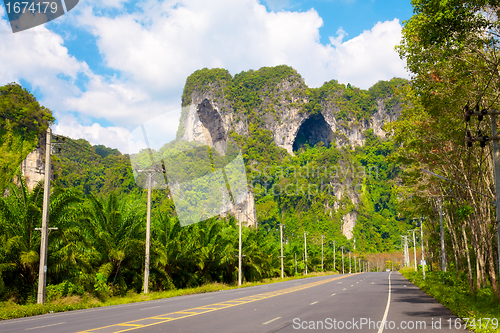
[293,113,333,151]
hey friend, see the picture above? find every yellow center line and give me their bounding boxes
[117,324,144,327]
[78,274,359,333]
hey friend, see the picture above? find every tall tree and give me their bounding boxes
[394,0,500,295]
[0,178,81,302]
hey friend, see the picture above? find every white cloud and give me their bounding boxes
[0,0,409,152]
[53,106,182,154]
[328,19,408,88]
[75,0,407,91]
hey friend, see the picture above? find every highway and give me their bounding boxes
[0,272,466,332]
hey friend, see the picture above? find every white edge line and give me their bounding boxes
[263,317,281,325]
[377,271,392,333]
[25,322,65,330]
[140,306,161,310]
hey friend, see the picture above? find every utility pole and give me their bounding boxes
[136,169,156,293]
[341,247,344,274]
[279,222,284,279]
[409,229,417,272]
[321,235,324,271]
[37,128,54,304]
[413,230,417,271]
[304,232,307,275]
[413,229,417,273]
[402,235,410,267]
[145,172,152,293]
[401,236,404,267]
[238,219,242,285]
[333,240,336,272]
[295,253,297,275]
[421,219,425,279]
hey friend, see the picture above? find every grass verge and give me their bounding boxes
[400,267,500,333]
[0,271,336,321]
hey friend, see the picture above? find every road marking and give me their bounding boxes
[331,293,336,296]
[310,301,318,305]
[377,272,392,333]
[201,296,213,300]
[337,282,342,284]
[25,322,65,330]
[140,306,161,310]
[263,317,281,325]
[351,285,354,287]
[78,274,360,333]
[343,288,346,290]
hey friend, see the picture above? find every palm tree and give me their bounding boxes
[0,178,82,302]
[81,193,145,295]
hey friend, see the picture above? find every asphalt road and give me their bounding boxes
[0,272,468,332]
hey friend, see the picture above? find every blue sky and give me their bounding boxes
[0,0,414,153]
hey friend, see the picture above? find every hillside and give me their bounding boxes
[0,83,54,193]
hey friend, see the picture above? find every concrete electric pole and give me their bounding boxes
[37,128,54,304]
[304,232,307,275]
[279,222,284,279]
[321,235,324,271]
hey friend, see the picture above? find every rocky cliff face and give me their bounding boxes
[177,66,403,236]
[21,147,45,191]
[20,133,49,191]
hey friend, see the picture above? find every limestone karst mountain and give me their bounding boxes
[176,65,404,239]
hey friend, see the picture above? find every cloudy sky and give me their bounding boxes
[0,0,413,153]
